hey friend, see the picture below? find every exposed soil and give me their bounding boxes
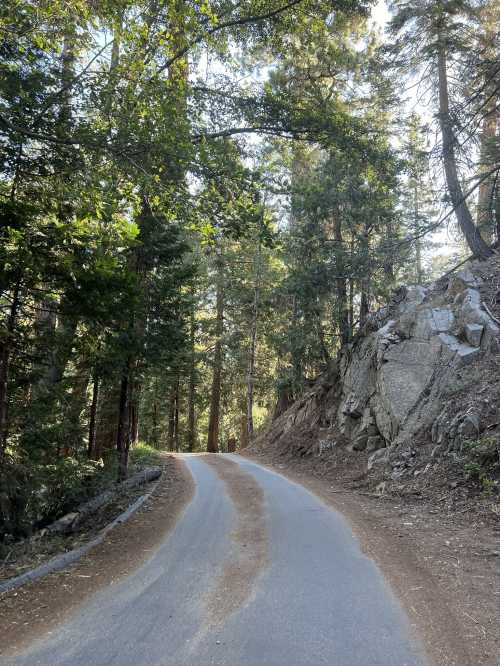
[0,454,194,657]
[242,448,500,666]
[202,454,268,627]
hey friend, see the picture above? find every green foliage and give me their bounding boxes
[462,437,500,494]
[129,442,163,470]
[0,452,110,540]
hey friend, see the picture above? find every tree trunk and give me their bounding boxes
[383,216,395,283]
[348,278,354,332]
[240,401,249,450]
[476,6,499,243]
[413,179,424,283]
[129,378,140,447]
[317,309,330,365]
[167,383,176,450]
[207,254,224,453]
[476,110,498,243]
[0,277,21,458]
[246,242,261,442]
[495,181,500,243]
[116,362,131,482]
[437,36,493,259]
[186,311,196,452]
[333,216,350,345]
[360,278,370,327]
[88,374,99,459]
[173,377,180,452]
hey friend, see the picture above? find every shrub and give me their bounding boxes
[463,436,500,494]
[129,441,162,470]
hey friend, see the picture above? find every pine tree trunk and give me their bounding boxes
[348,278,354,333]
[476,7,499,243]
[246,243,260,441]
[495,184,500,243]
[240,401,249,450]
[360,279,370,327]
[333,217,350,345]
[88,374,99,459]
[437,37,492,259]
[413,181,423,283]
[187,311,196,452]
[0,278,21,458]
[359,223,371,328]
[167,383,176,450]
[173,377,180,452]
[317,310,330,365]
[116,363,131,482]
[383,217,395,283]
[207,255,224,453]
[476,111,498,242]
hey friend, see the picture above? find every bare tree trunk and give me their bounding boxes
[186,311,196,452]
[128,377,140,447]
[246,241,261,441]
[476,7,499,243]
[0,277,21,458]
[333,216,350,345]
[413,179,424,283]
[207,254,224,453]
[116,362,131,482]
[88,374,99,459]
[348,278,354,333]
[476,111,498,242]
[240,399,249,450]
[167,383,176,450]
[173,377,180,452]
[437,36,493,259]
[360,278,370,327]
[496,181,500,243]
[290,294,303,389]
[152,400,159,448]
[317,309,330,365]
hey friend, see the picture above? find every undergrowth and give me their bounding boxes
[462,436,500,494]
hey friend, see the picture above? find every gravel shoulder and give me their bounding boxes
[242,449,500,666]
[0,454,194,657]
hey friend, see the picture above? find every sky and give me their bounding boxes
[371,0,391,27]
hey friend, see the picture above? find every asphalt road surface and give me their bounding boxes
[7,454,425,666]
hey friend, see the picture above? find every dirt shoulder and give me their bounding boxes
[202,455,268,628]
[242,449,500,666]
[0,454,194,657]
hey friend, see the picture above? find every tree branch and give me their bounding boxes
[154,0,306,77]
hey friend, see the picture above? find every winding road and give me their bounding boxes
[6,454,426,666]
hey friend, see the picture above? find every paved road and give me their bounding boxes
[7,454,425,666]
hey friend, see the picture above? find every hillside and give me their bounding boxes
[249,255,500,509]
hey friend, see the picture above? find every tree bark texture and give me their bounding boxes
[437,36,492,259]
[207,255,224,453]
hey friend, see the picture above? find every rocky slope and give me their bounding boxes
[250,256,500,497]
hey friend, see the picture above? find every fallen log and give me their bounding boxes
[44,467,162,536]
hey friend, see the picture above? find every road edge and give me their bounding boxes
[0,454,195,656]
[240,450,473,666]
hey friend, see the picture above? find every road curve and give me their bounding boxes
[6,454,425,666]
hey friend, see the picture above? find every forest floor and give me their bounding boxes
[0,454,194,656]
[242,449,500,666]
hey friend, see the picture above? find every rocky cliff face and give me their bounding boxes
[252,257,500,483]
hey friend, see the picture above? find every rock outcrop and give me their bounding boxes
[252,257,500,472]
